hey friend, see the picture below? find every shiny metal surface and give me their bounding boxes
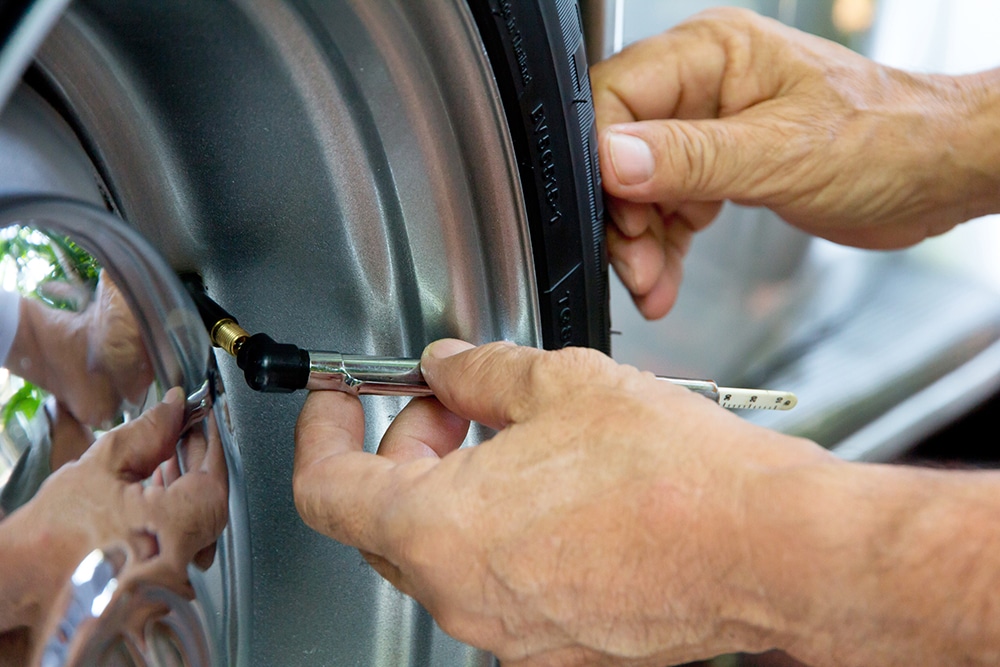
[579,0,620,63]
[657,377,719,403]
[0,60,246,667]
[3,0,541,664]
[305,352,799,410]
[211,319,250,358]
[307,353,432,396]
[41,548,127,667]
[0,0,71,109]
[190,370,253,667]
[740,252,1000,455]
[0,196,211,409]
[41,548,216,667]
[0,84,104,205]
[0,197,249,665]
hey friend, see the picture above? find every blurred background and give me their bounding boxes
[606,0,1000,468]
[602,2,1000,664]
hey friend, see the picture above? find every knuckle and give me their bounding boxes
[467,341,514,376]
[648,123,690,196]
[140,401,181,442]
[520,350,559,402]
[658,122,726,198]
[523,347,613,398]
[463,342,535,421]
[677,125,711,192]
[551,345,611,372]
[695,5,760,27]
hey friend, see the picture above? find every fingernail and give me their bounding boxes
[163,386,184,405]
[608,130,655,185]
[423,338,474,360]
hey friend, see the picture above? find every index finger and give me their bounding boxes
[292,390,397,553]
[591,8,794,130]
[591,19,726,131]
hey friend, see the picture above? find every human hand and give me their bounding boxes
[9,270,154,428]
[46,399,95,472]
[82,270,155,417]
[0,388,228,639]
[294,339,833,666]
[591,7,1000,318]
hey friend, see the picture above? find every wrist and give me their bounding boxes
[746,458,1000,666]
[952,68,1000,218]
[717,437,843,655]
[929,68,1000,221]
[672,429,841,657]
[743,457,863,661]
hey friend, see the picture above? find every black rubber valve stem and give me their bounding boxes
[182,277,311,393]
[235,333,310,393]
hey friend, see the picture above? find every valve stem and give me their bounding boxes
[181,273,250,357]
[182,275,310,393]
[211,319,250,356]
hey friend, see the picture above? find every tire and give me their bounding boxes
[466,0,611,354]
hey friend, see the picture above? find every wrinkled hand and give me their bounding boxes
[67,270,154,426]
[294,339,831,666]
[11,271,154,428]
[83,270,155,416]
[5,388,228,637]
[591,7,999,318]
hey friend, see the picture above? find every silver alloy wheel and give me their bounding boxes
[2,1,546,664]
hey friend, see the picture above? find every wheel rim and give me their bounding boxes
[2,1,542,664]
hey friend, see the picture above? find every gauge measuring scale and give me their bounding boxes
[659,378,797,411]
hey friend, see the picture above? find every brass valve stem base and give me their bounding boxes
[211,319,250,357]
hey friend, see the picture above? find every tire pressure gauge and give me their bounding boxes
[186,282,797,411]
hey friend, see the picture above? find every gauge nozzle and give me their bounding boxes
[236,333,310,393]
[182,277,308,393]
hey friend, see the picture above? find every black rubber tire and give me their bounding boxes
[465,0,611,354]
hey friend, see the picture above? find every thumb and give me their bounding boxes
[420,339,618,430]
[420,339,539,430]
[106,386,185,479]
[600,119,766,204]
